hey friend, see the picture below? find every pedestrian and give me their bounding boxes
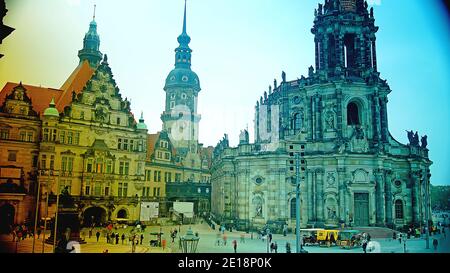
[392,231,397,241]
[121,233,125,245]
[443,228,446,239]
[115,233,119,245]
[162,239,166,251]
[140,234,144,245]
[274,242,278,253]
[398,233,402,244]
[216,233,221,246]
[269,233,273,243]
[286,242,291,253]
[251,232,253,240]
[89,229,92,238]
[362,240,368,253]
[106,233,110,244]
[37,228,41,239]
[270,242,274,253]
[232,239,237,253]
[433,239,438,251]
[223,234,227,246]
[240,233,245,243]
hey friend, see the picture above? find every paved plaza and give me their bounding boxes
[1,222,449,254]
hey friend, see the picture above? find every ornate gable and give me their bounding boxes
[0,83,38,117]
[64,55,137,128]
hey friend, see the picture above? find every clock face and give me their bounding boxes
[293,96,301,105]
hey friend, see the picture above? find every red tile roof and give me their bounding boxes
[0,60,94,116]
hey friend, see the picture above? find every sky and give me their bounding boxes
[0,0,449,185]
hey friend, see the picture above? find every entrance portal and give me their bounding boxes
[0,204,15,234]
[354,193,369,226]
[83,207,107,227]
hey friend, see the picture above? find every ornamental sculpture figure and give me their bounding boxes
[421,135,428,149]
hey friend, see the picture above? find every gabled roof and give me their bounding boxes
[0,61,94,117]
[57,60,95,108]
[146,133,161,161]
[0,82,63,116]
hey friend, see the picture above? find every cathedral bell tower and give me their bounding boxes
[78,5,103,68]
[161,0,201,156]
[311,0,379,79]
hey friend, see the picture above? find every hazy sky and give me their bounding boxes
[1,0,449,185]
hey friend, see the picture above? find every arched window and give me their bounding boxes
[117,209,127,219]
[293,113,302,131]
[290,198,297,219]
[395,200,404,219]
[347,102,360,125]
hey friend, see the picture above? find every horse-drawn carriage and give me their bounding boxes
[300,229,323,246]
[336,230,362,249]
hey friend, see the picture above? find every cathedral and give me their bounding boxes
[211,0,432,230]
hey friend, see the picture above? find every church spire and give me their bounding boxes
[78,4,102,68]
[175,0,192,69]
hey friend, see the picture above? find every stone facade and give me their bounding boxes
[211,0,432,230]
[0,83,40,232]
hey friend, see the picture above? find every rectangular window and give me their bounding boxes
[8,151,17,162]
[119,162,124,175]
[61,157,68,171]
[106,160,112,174]
[165,153,170,160]
[43,129,49,142]
[157,151,162,159]
[104,185,110,196]
[0,129,9,140]
[74,132,80,145]
[124,162,129,175]
[130,140,134,151]
[154,171,161,182]
[117,117,121,125]
[164,172,172,183]
[67,132,73,144]
[123,139,128,151]
[32,155,38,168]
[20,131,26,141]
[59,131,65,144]
[41,155,47,169]
[68,158,73,172]
[80,111,85,120]
[153,187,157,197]
[137,163,143,175]
[85,181,91,195]
[118,138,123,150]
[52,129,57,142]
[50,155,55,170]
[145,170,151,181]
[27,132,33,142]
[175,173,181,182]
[96,159,103,173]
[118,182,128,197]
[138,141,143,152]
[87,159,93,173]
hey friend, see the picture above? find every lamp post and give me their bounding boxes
[32,173,42,253]
[52,170,61,253]
[180,227,200,253]
[295,153,301,254]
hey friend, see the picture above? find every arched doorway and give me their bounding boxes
[83,207,107,227]
[0,204,15,234]
[117,209,127,219]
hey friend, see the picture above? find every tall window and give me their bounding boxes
[74,132,80,145]
[118,138,123,150]
[94,183,102,196]
[290,198,297,219]
[123,139,128,151]
[87,159,93,173]
[59,131,65,143]
[67,132,73,144]
[0,129,9,140]
[20,131,26,141]
[293,113,302,131]
[145,170,151,181]
[50,155,55,170]
[347,102,360,125]
[165,172,172,183]
[41,155,47,169]
[85,181,91,195]
[175,173,181,182]
[395,200,404,219]
[61,157,68,171]
[154,171,161,182]
[118,183,128,197]
[43,128,49,141]
[119,162,124,175]
[106,160,113,174]
[124,162,129,175]
[27,132,33,142]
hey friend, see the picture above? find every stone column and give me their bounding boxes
[380,97,389,143]
[314,95,322,140]
[384,170,393,226]
[337,167,346,221]
[371,38,378,72]
[372,95,381,143]
[316,168,325,222]
[374,169,385,225]
[335,89,343,139]
[315,38,320,70]
[411,170,421,225]
[311,97,316,140]
[307,169,314,221]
